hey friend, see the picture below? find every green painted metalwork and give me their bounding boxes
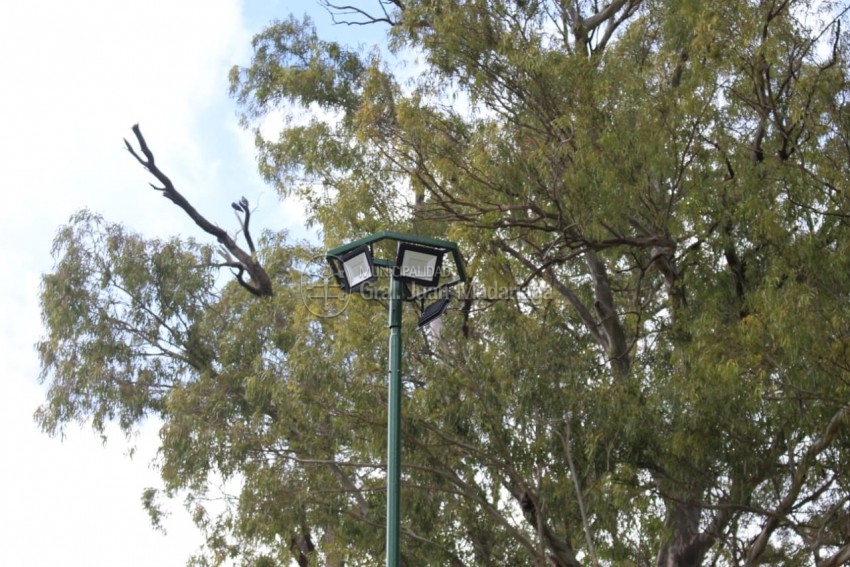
[325,232,465,567]
[386,276,403,567]
[326,230,466,284]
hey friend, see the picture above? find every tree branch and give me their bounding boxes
[320,0,402,26]
[124,124,273,297]
[559,420,600,566]
[820,542,850,567]
[231,196,256,254]
[747,404,850,564]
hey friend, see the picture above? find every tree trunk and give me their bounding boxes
[656,499,712,567]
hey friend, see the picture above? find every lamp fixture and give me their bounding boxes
[394,242,445,287]
[417,294,452,329]
[330,244,377,292]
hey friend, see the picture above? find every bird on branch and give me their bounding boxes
[124,124,273,297]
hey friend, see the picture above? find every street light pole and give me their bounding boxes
[386,275,403,567]
[325,231,465,567]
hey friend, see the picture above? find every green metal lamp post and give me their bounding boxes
[326,231,465,567]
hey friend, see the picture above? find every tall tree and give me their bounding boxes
[39,0,850,565]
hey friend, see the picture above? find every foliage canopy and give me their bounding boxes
[39,0,850,565]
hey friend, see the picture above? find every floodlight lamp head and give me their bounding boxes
[330,244,377,293]
[394,242,445,288]
[417,294,452,329]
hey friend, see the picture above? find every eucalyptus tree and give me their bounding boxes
[39,1,850,565]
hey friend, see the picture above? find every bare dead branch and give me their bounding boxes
[231,196,256,254]
[320,0,401,26]
[124,124,273,297]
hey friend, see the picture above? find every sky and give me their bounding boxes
[0,1,385,564]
